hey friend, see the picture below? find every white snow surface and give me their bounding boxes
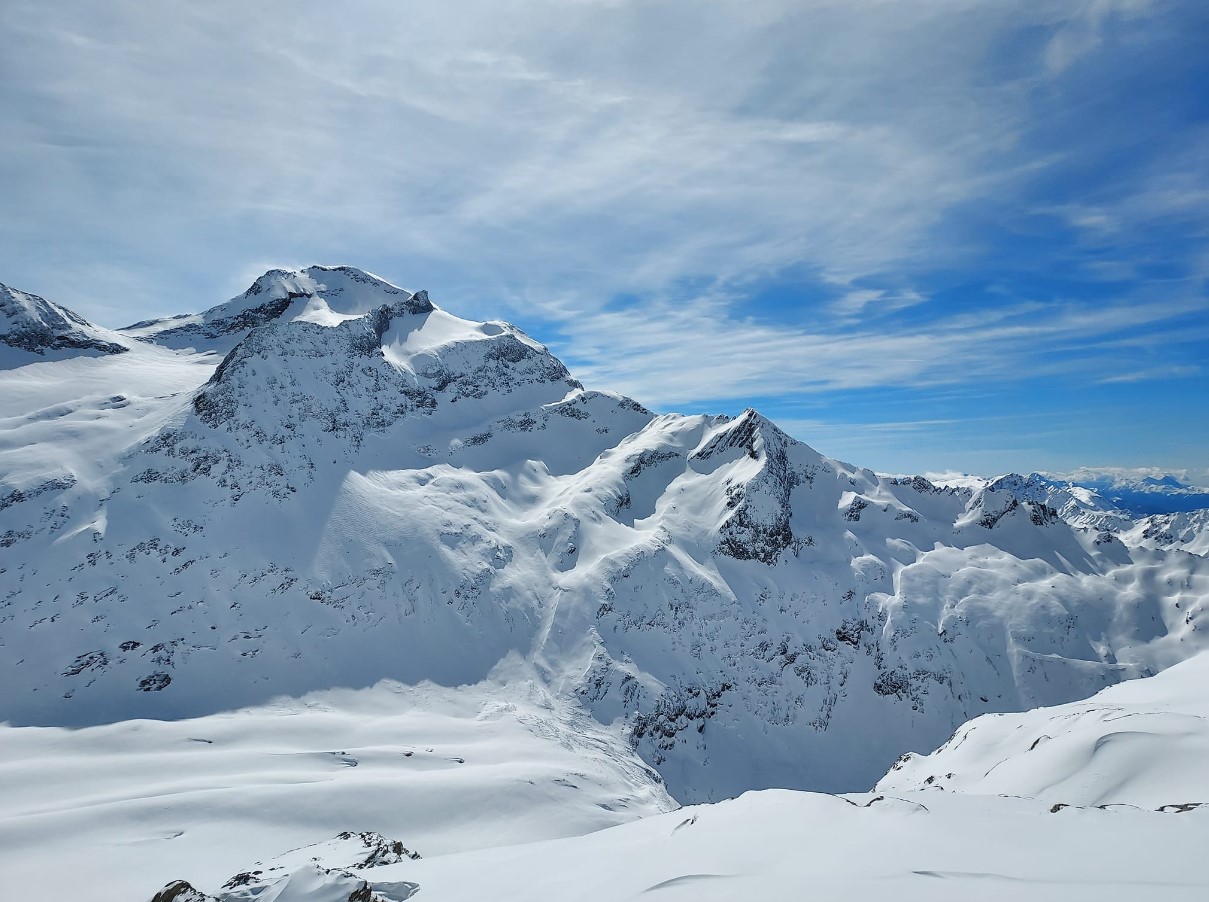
[877,649,1209,808]
[0,675,672,901]
[370,789,1208,902]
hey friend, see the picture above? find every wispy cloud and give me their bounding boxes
[1043,0,1156,74]
[546,291,1204,405]
[830,289,929,319]
[0,0,1120,314]
[0,0,1205,476]
[1098,364,1200,384]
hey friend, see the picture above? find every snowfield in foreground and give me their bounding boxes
[368,790,1208,902]
[0,674,672,901]
[2,655,1207,901]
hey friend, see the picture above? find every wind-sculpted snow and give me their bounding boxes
[877,650,1209,809]
[0,678,673,901]
[149,788,1209,902]
[2,266,1209,807]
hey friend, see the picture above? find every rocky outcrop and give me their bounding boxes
[150,832,421,902]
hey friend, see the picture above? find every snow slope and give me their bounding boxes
[0,675,672,901]
[133,654,1209,901]
[2,266,1209,805]
[376,789,1209,902]
[146,789,1209,902]
[877,650,1209,808]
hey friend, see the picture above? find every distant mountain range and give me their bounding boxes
[1056,471,1209,516]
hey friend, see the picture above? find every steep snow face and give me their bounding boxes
[0,281,131,365]
[877,651,1209,809]
[3,268,1209,805]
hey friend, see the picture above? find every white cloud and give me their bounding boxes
[543,289,1202,406]
[830,289,928,319]
[1098,364,1200,384]
[0,0,1203,482]
[1044,0,1155,73]
[0,0,1131,320]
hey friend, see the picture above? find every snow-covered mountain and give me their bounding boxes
[121,265,427,353]
[2,266,1209,808]
[1124,508,1209,557]
[930,470,1209,557]
[956,471,1135,532]
[1,280,131,364]
[1059,470,1209,516]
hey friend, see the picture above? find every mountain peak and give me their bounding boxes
[121,265,431,352]
[0,280,129,364]
[240,267,316,300]
[1142,474,1186,489]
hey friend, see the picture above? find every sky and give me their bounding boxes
[1,0,1206,478]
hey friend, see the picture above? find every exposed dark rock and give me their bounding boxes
[1,283,127,357]
[137,672,173,692]
[149,880,218,902]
